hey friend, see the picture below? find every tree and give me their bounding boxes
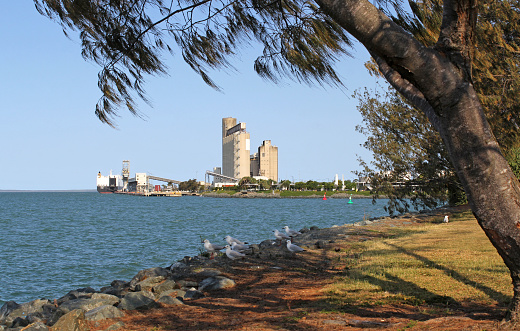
[322,181,334,190]
[294,181,306,190]
[238,177,257,190]
[178,179,201,192]
[354,0,520,215]
[280,179,292,190]
[355,85,466,215]
[258,178,273,190]
[34,0,520,320]
[305,180,319,191]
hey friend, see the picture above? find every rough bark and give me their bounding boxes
[316,0,520,320]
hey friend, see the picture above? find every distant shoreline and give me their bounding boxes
[0,189,97,193]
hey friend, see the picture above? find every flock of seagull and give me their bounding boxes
[203,226,305,260]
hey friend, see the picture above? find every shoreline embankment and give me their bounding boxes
[0,204,460,330]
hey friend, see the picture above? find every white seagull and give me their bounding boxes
[203,239,226,259]
[231,242,250,252]
[274,229,291,245]
[283,225,302,237]
[274,229,291,240]
[225,245,246,260]
[224,235,245,245]
[286,240,305,253]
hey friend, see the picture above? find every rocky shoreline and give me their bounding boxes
[0,206,459,331]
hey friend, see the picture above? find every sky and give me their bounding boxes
[1,1,381,190]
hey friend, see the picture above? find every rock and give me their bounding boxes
[100,280,129,297]
[183,288,205,300]
[90,293,120,306]
[152,280,179,296]
[159,289,186,300]
[20,321,49,330]
[195,268,222,278]
[169,262,188,271]
[134,276,166,292]
[198,276,236,291]
[84,305,124,321]
[1,299,50,326]
[315,240,326,249]
[110,280,129,290]
[249,244,260,254]
[258,240,275,249]
[0,301,20,321]
[323,319,347,326]
[129,267,171,291]
[59,297,113,314]
[157,296,184,305]
[11,316,29,328]
[103,321,125,330]
[176,280,198,289]
[118,292,159,310]
[57,288,96,305]
[49,309,88,331]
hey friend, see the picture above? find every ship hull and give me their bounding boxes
[97,186,119,194]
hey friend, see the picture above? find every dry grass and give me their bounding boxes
[324,210,512,312]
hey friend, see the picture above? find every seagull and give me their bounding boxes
[286,240,305,253]
[274,229,291,245]
[224,235,245,245]
[283,225,302,237]
[203,239,226,259]
[225,245,246,260]
[231,242,250,252]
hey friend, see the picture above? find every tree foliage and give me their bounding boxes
[178,178,201,192]
[399,0,520,151]
[355,85,466,215]
[355,0,520,214]
[35,0,353,126]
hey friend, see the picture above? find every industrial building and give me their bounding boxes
[216,117,278,186]
[222,117,251,179]
[250,140,278,181]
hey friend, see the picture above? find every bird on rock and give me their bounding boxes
[283,225,302,237]
[203,239,226,259]
[231,242,250,252]
[274,229,291,245]
[225,245,246,260]
[224,235,245,245]
[286,240,305,253]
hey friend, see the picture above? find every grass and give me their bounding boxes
[323,210,512,311]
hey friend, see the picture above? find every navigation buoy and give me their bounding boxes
[348,195,353,204]
[323,192,327,200]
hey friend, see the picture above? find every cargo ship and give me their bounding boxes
[96,171,123,193]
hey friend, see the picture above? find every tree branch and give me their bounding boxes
[370,51,442,132]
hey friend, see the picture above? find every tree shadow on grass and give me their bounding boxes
[385,242,511,305]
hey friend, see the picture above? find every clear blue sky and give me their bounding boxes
[1,1,379,190]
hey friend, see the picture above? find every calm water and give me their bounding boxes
[0,192,390,305]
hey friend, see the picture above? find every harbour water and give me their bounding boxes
[1,192,392,305]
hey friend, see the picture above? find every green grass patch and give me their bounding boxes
[324,212,512,311]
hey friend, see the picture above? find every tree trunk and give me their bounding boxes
[317,0,520,320]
